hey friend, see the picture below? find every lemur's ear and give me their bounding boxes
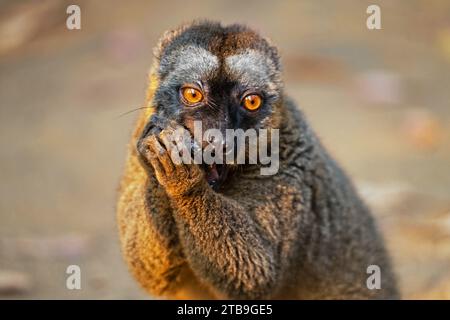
[153,19,220,61]
[153,22,191,61]
[146,23,193,116]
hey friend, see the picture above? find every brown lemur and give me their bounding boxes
[117,21,399,299]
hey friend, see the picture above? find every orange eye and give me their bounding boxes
[242,94,262,111]
[181,87,203,105]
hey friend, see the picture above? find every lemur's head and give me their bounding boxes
[143,21,283,188]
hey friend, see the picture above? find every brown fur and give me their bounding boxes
[117,21,399,299]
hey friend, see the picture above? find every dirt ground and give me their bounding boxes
[0,0,449,299]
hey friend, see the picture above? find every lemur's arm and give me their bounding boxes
[140,127,281,299]
[172,187,280,299]
[117,123,185,297]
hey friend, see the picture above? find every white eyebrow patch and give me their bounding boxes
[225,49,276,87]
[173,45,219,77]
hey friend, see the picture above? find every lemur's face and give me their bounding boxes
[146,23,283,188]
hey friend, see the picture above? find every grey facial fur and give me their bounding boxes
[225,49,282,101]
[159,45,219,84]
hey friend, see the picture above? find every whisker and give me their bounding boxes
[207,98,221,113]
[116,107,152,118]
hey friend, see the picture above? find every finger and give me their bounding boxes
[149,157,166,181]
[154,135,175,174]
[147,135,165,156]
[163,127,194,166]
[146,136,169,176]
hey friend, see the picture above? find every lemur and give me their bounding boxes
[117,21,399,299]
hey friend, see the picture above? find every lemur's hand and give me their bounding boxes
[137,118,206,197]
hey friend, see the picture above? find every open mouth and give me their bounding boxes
[202,163,228,191]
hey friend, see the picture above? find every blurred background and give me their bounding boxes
[0,0,449,299]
